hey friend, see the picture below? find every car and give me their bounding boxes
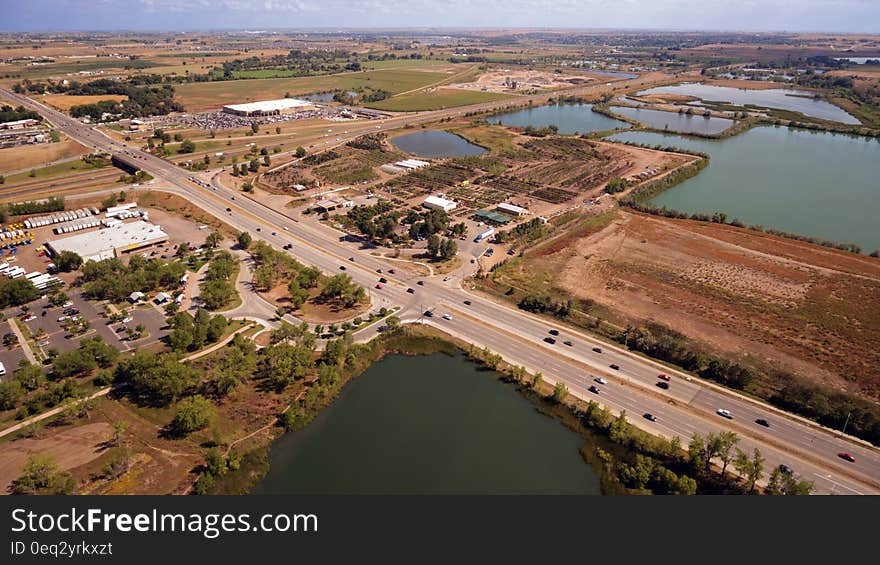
[549,329,559,336]
[417,280,424,286]
[38,340,50,347]
[594,377,607,385]
[22,314,37,322]
[656,381,669,389]
[62,301,73,308]
[543,337,556,344]
[592,347,603,354]
[643,413,658,422]
[57,315,69,322]
[226,207,232,212]
[463,300,471,305]
[256,227,261,232]
[838,452,856,463]
[442,313,452,320]
[375,283,383,289]
[117,325,127,333]
[272,232,277,236]
[778,464,793,475]
[283,226,289,231]
[609,364,620,370]
[424,310,434,317]
[379,277,387,284]
[588,385,600,394]
[348,257,354,262]
[563,340,573,347]
[717,409,733,419]
[658,373,670,381]
[755,418,770,427]
[443,276,451,282]
[406,288,415,294]
[388,269,395,274]
[339,265,347,270]
[122,316,133,323]
[376,269,382,273]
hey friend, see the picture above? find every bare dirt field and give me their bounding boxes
[41,94,128,111]
[450,69,597,93]
[0,136,90,175]
[492,210,880,398]
[0,422,111,492]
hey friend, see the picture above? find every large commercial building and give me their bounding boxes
[45,220,168,262]
[222,98,314,117]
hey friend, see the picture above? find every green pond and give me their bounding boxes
[253,353,601,495]
[608,127,880,252]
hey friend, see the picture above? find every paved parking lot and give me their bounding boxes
[1,290,170,374]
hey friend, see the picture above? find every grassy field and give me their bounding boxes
[175,68,451,111]
[0,137,89,175]
[359,59,453,70]
[3,157,111,184]
[367,89,516,111]
[41,94,128,111]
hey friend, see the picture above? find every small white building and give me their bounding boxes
[154,292,171,304]
[128,291,144,303]
[423,195,457,213]
[497,203,529,217]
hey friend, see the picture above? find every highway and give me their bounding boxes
[3,84,879,495]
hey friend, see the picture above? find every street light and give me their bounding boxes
[841,410,852,436]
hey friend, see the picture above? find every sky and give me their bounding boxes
[1,0,879,33]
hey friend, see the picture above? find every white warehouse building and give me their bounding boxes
[423,195,458,213]
[222,98,314,117]
[497,202,529,217]
[45,220,169,263]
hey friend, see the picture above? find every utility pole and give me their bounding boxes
[842,411,852,436]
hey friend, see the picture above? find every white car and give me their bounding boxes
[0,361,5,376]
[443,276,452,282]
[717,409,733,419]
[594,377,607,385]
[122,316,133,323]
[442,313,453,320]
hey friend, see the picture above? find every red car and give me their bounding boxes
[838,452,856,462]
[375,283,383,289]
[658,373,671,381]
[388,268,395,274]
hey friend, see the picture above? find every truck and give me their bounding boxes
[475,227,495,243]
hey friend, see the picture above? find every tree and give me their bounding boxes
[170,395,215,436]
[0,380,24,410]
[275,126,281,135]
[552,382,569,403]
[717,431,739,477]
[295,146,306,158]
[110,421,128,447]
[179,139,196,153]
[384,316,401,331]
[115,352,196,406]
[237,231,252,250]
[251,122,259,134]
[14,362,45,391]
[440,238,457,260]
[54,251,83,272]
[248,158,260,173]
[766,468,814,495]
[205,231,223,249]
[734,448,765,493]
[427,234,441,257]
[287,279,309,309]
[263,155,271,167]
[12,454,76,495]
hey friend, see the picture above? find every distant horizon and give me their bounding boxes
[2,0,879,34]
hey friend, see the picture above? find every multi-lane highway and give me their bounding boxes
[3,84,879,495]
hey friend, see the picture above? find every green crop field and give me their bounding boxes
[359,59,452,70]
[367,89,516,112]
[175,68,451,111]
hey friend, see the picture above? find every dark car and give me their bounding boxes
[543,337,556,344]
[549,329,559,336]
[376,269,382,273]
[424,310,434,317]
[417,281,424,286]
[609,364,620,370]
[755,418,770,427]
[643,413,658,422]
[463,300,471,305]
[656,381,669,390]
[838,452,856,463]
[588,385,600,394]
[256,227,261,232]
[778,464,793,475]
[406,288,415,294]
[348,257,355,262]
[225,207,231,212]
[379,277,387,284]
[592,347,603,354]
[388,269,395,274]
[339,265,347,270]
[563,340,573,347]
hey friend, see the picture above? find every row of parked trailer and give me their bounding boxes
[24,207,100,229]
[0,262,61,289]
[53,218,102,235]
